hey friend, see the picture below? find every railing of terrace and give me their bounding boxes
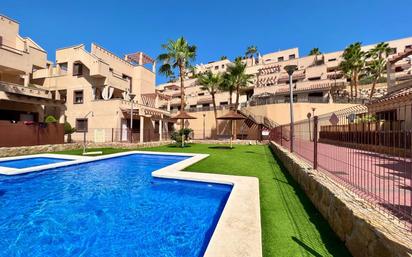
[269,104,412,229]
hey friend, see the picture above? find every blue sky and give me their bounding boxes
[2,0,411,84]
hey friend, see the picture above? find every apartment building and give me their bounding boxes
[31,43,170,142]
[0,15,62,123]
[0,14,170,144]
[157,38,412,111]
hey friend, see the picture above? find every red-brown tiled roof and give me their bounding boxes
[367,86,412,105]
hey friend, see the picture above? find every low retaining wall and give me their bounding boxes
[0,141,171,158]
[192,139,263,145]
[269,141,412,257]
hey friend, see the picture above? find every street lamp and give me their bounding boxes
[312,107,316,117]
[284,65,297,152]
[129,93,136,143]
[83,111,94,154]
[307,112,312,141]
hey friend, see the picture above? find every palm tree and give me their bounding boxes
[245,45,258,59]
[308,48,322,56]
[157,37,197,128]
[197,71,223,131]
[309,48,322,66]
[365,42,390,99]
[226,59,254,110]
[220,56,228,60]
[340,42,365,99]
[219,72,236,107]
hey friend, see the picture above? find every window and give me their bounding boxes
[76,119,88,132]
[214,66,219,70]
[59,62,68,71]
[220,101,228,106]
[73,63,83,76]
[0,36,2,46]
[289,54,296,60]
[198,92,205,96]
[278,57,284,62]
[221,64,225,68]
[59,90,67,103]
[73,90,84,104]
[328,58,337,62]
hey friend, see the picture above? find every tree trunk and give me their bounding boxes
[369,77,377,99]
[179,64,185,130]
[229,89,233,108]
[235,84,240,110]
[212,92,218,139]
[354,71,358,98]
[350,80,353,101]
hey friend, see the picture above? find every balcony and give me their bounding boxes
[0,81,51,99]
[106,73,130,91]
[32,67,68,79]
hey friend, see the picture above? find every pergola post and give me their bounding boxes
[140,115,144,143]
[159,116,163,141]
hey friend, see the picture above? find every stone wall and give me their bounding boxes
[269,141,412,257]
[0,141,171,157]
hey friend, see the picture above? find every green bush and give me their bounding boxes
[64,122,76,135]
[45,115,58,123]
[170,128,193,144]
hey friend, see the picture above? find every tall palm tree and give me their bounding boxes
[157,37,196,128]
[308,48,322,56]
[245,45,258,59]
[219,72,236,107]
[197,71,223,131]
[226,59,254,110]
[365,42,391,99]
[340,42,365,99]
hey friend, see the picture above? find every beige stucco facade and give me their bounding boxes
[157,37,412,111]
[0,14,62,124]
[31,43,170,143]
[1,13,411,144]
[0,14,169,144]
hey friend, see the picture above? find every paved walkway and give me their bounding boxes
[279,138,412,222]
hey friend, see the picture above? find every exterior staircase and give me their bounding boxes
[235,108,279,140]
[237,108,279,130]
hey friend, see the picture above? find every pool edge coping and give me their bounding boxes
[0,153,89,174]
[0,151,263,257]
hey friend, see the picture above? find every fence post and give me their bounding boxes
[290,122,294,153]
[280,126,283,146]
[313,116,318,170]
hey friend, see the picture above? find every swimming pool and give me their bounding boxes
[0,156,72,169]
[0,153,232,257]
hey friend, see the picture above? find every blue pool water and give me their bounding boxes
[0,154,232,257]
[0,157,71,169]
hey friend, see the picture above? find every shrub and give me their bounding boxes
[64,122,76,135]
[170,128,193,144]
[45,115,58,123]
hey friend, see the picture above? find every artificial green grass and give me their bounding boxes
[53,144,351,257]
